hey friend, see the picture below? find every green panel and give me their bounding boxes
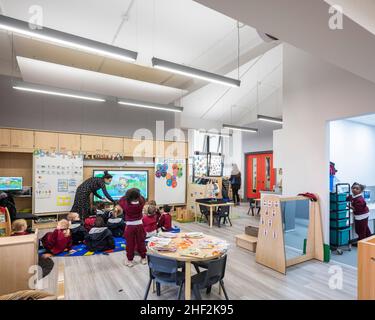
[323,244,330,262]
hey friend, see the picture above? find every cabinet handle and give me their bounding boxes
[371,257,375,262]
[12,145,19,147]
[0,144,8,147]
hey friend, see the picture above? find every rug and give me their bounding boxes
[38,237,127,257]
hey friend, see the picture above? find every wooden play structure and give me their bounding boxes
[0,207,11,237]
[255,195,324,274]
[358,235,375,300]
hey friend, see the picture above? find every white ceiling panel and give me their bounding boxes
[17,56,186,104]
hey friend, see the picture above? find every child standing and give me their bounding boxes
[41,219,73,256]
[119,188,147,267]
[143,205,158,238]
[107,205,126,237]
[84,216,115,252]
[158,205,173,232]
[11,219,29,236]
[348,182,371,241]
[67,212,87,245]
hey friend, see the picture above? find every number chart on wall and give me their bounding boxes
[154,158,186,205]
[33,152,83,213]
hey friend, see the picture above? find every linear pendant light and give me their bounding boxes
[257,115,283,124]
[222,124,258,133]
[0,15,138,62]
[118,98,183,113]
[13,81,106,102]
[152,57,241,88]
[199,130,232,138]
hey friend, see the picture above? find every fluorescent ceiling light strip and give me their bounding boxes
[257,115,283,124]
[118,99,183,113]
[152,57,241,88]
[222,124,258,133]
[0,15,137,62]
[13,82,105,102]
[199,130,232,138]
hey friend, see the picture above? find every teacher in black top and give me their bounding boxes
[71,170,115,218]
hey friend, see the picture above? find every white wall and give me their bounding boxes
[330,120,375,187]
[274,44,375,243]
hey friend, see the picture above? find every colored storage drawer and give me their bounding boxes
[330,219,350,228]
[330,227,351,246]
[330,210,350,220]
[330,202,348,211]
[330,193,348,202]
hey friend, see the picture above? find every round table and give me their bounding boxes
[147,232,226,300]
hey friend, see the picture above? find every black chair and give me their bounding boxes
[144,254,185,300]
[247,198,260,216]
[191,254,229,300]
[215,206,232,228]
[199,205,212,224]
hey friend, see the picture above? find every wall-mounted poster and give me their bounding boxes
[193,154,208,178]
[208,154,223,177]
[155,158,186,205]
[33,152,83,213]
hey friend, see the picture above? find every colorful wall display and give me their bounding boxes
[155,158,186,205]
[33,152,83,213]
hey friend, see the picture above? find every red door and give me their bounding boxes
[246,152,275,199]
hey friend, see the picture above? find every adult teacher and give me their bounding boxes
[71,170,115,218]
[230,164,241,206]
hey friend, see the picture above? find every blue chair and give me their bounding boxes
[144,254,185,300]
[191,254,229,300]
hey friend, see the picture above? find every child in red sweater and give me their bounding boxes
[347,182,371,241]
[11,219,29,236]
[41,219,73,257]
[143,205,158,238]
[119,188,147,267]
[158,205,173,232]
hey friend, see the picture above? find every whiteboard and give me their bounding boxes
[33,153,83,213]
[154,158,186,205]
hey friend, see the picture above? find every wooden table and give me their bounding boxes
[147,233,226,300]
[194,201,234,228]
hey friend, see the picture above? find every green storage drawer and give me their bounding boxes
[330,202,348,211]
[330,219,350,228]
[330,227,351,246]
[330,193,348,202]
[330,210,349,220]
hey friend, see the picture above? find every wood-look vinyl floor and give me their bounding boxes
[41,205,357,300]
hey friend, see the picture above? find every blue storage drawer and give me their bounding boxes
[330,210,349,220]
[330,227,351,246]
[330,202,348,211]
[330,193,348,202]
[330,219,350,228]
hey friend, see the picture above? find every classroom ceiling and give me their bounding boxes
[0,0,282,128]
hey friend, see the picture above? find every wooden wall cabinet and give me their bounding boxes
[0,128,11,148]
[81,135,103,153]
[124,139,154,157]
[10,130,34,151]
[358,235,375,300]
[102,137,123,154]
[35,131,58,152]
[58,133,81,152]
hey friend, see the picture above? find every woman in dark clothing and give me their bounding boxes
[71,170,115,219]
[230,164,241,206]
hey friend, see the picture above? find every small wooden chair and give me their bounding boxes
[0,207,11,236]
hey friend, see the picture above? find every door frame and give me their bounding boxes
[244,150,274,200]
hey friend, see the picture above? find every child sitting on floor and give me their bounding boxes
[67,212,87,245]
[41,219,73,256]
[107,205,125,237]
[147,200,161,221]
[84,208,97,232]
[143,205,158,238]
[347,182,371,242]
[158,205,173,232]
[84,216,115,252]
[96,202,112,224]
[11,219,29,236]
[119,188,147,267]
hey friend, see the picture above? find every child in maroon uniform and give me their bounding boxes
[11,219,29,236]
[41,219,73,256]
[347,183,371,241]
[143,205,158,238]
[158,205,173,232]
[119,188,147,267]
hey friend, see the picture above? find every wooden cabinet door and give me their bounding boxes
[34,131,58,151]
[358,236,375,299]
[102,137,123,154]
[0,128,11,148]
[81,135,103,153]
[155,140,167,158]
[165,141,187,158]
[10,130,34,150]
[124,139,154,157]
[58,133,81,152]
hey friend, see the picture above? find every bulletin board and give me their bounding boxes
[154,158,186,205]
[33,152,83,214]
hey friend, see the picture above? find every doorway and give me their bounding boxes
[245,151,275,199]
